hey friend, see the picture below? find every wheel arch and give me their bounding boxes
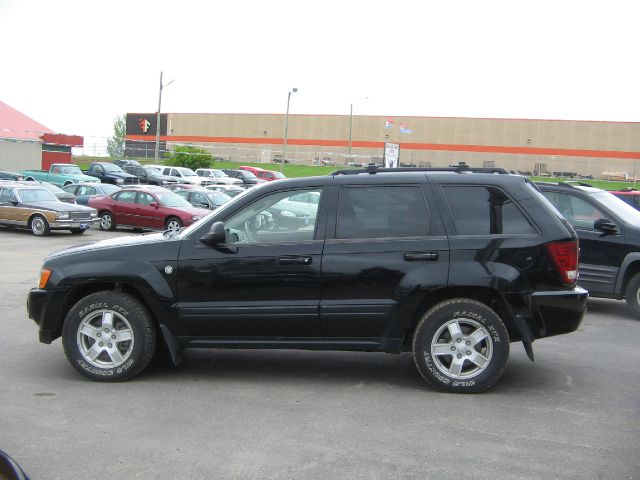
[400,286,525,351]
[616,253,640,295]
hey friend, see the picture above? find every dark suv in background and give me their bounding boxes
[28,166,586,393]
[538,181,640,316]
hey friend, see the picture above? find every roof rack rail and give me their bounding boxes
[330,162,509,176]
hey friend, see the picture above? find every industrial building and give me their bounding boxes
[125,112,640,179]
[0,101,82,171]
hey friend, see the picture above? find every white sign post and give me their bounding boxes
[384,142,400,168]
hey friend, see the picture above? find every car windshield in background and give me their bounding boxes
[17,188,58,202]
[155,192,193,207]
[101,184,121,195]
[239,170,257,179]
[206,192,231,205]
[272,171,286,179]
[145,168,161,176]
[60,166,83,175]
[591,190,640,225]
[177,167,198,177]
[212,171,226,178]
[102,164,125,173]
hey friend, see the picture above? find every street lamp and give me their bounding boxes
[348,96,369,160]
[282,87,298,170]
[155,71,174,162]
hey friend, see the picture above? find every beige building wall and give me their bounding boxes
[0,139,42,171]
[165,114,640,179]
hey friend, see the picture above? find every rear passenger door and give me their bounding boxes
[320,182,449,342]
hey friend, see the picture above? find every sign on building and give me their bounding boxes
[384,142,400,168]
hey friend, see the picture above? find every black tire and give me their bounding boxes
[165,216,183,231]
[99,211,116,231]
[61,291,156,381]
[412,298,510,393]
[624,273,640,317]
[30,214,50,236]
[70,228,87,234]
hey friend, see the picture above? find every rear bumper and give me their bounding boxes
[531,286,588,338]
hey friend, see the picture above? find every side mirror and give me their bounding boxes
[594,218,619,235]
[149,201,159,208]
[200,221,226,245]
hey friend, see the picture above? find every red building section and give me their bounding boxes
[0,101,83,169]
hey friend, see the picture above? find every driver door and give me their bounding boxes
[175,187,326,338]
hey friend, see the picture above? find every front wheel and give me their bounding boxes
[625,273,640,317]
[61,291,156,381]
[165,216,183,231]
[30,215,50,236]
[413,298,510,393]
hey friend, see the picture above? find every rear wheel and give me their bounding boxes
[61,291,156,381]
[625,273,640,317]
[99,211,116,231]
[165,216,183,231]
[413,298,510,393]
[30,215,50,236]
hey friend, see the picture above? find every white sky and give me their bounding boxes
[1,0,639,153]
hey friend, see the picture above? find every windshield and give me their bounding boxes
[212,170,226,178]
[591,190,640,226]
[145,168,161,176]
[155,192,193,207]
[102,164,125,173]
[17,188,59,202]
[240,170,257,179]
[60,166,83,175]
[177,167,197,177]
[272,171,286,179]
[207,191,232,206]
[101,184,121,195]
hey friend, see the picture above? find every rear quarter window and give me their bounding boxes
[442,185,536,235]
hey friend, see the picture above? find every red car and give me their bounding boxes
[88,186,210,231]
[238,165,286,181]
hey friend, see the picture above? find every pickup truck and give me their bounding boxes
[19,164,98,187]
[83,162,140,185]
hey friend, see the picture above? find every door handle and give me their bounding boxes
[277,256,312,265]
[403,252,439,261]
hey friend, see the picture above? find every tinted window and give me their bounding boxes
[542,191,607,230]
[336,186,429,239]
[443,186,535,235]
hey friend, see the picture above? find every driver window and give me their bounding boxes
[224,188,322,244]
[544,192,605,230]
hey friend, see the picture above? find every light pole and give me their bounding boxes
[348,96,369,160]
[155,71,174,162]
[282,87,298,171]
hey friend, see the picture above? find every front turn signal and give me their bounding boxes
[39,269,52,289]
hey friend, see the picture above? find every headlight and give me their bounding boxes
[280,210,295,217]
[90,211,98,217]
[116,178,124,184]
[56,212,70,219]
[191,216,201,222]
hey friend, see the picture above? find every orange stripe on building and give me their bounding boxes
[125,135,640,160]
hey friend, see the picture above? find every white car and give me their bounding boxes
[195,168,243,186]
[161,166,213,186]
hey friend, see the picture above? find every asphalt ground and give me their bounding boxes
[0,226,638,479]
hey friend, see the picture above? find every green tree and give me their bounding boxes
[106,114,126,158]
[167,145,213,170]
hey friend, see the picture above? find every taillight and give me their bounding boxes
[546,241,578,284]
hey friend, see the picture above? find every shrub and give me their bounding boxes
[166,145,213,170]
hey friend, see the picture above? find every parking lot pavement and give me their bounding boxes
[0,226,639,479]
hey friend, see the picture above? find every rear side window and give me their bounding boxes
[337,186,430,239]
[442,185,535,235]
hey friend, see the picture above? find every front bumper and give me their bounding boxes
[28,287,68,343]
[49,218,99,229]
[531,286,588,338]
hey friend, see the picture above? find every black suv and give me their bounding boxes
[28,166,587,393]
[537,182,640,315]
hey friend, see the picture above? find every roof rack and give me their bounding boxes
[330,162,509,176]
